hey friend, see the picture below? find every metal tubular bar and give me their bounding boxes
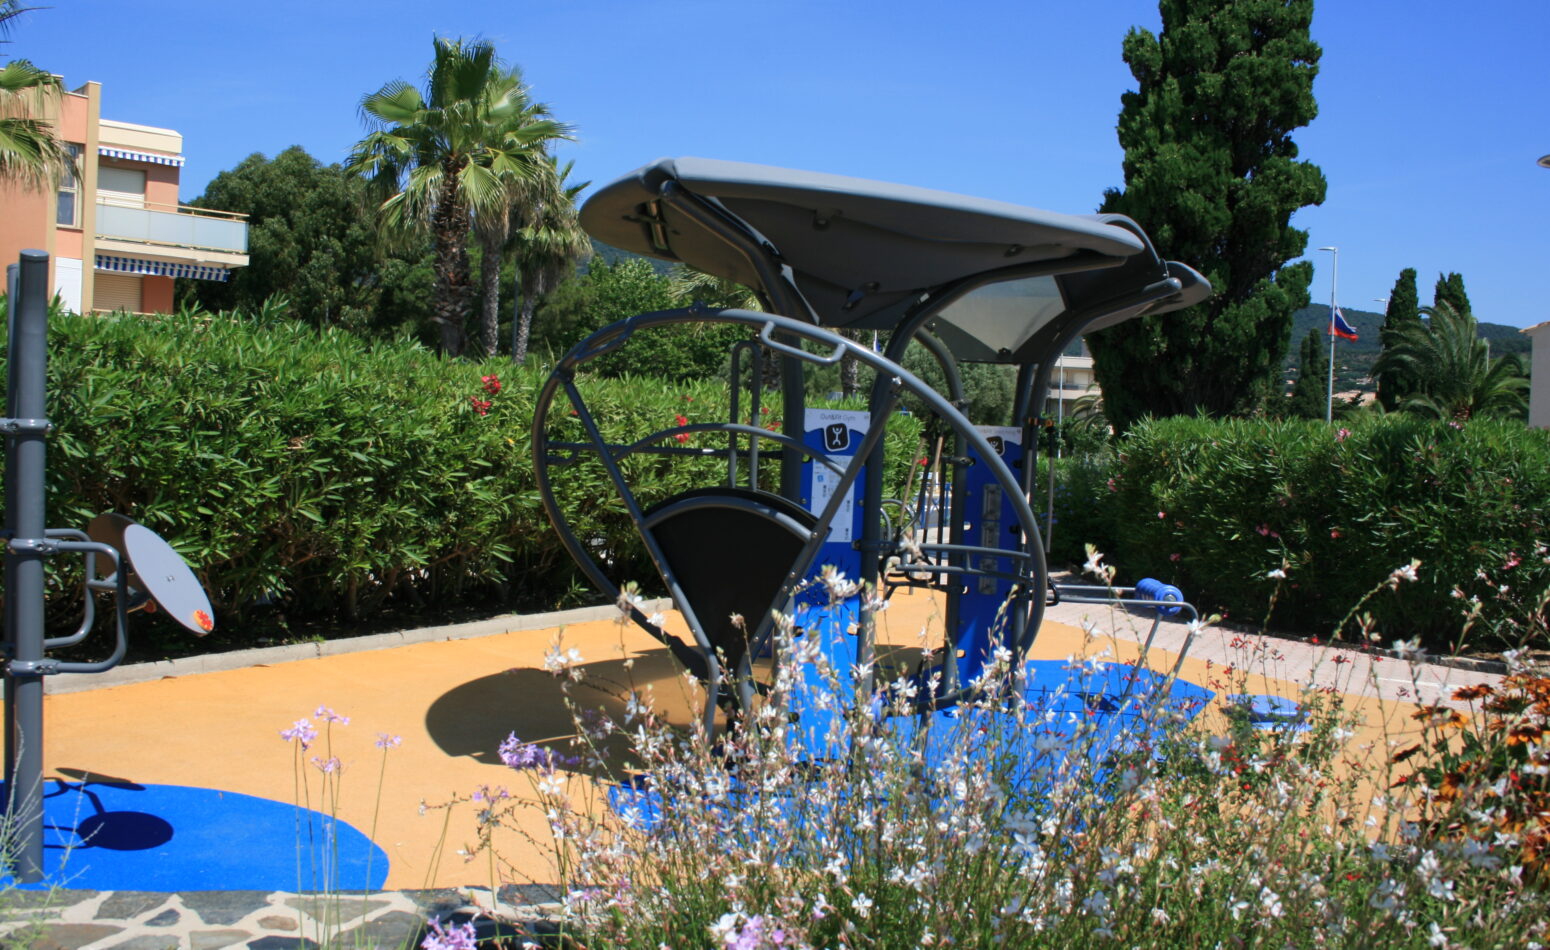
[528,370,710,679]
[587,423,846,475]
[1020,277,1183,557]
[559,377,723,732]
[728,339,753,487]
[43,541,127,674]
[654,184,814,502]
[4,249,52,882]
[888,562,1037,588]
[42,529,95,648]
[911,330,965,409]
[535,308,1050,717]
[906,542,1036,561]
[747,381,903,666]
[747,342,764,487]
[855,374,905,695]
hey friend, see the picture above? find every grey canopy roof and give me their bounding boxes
[580,157,1209,363]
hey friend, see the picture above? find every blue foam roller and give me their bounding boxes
[1134,577,1184,616]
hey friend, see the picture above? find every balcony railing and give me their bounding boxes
[95,199,248,254]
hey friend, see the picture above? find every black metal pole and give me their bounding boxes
[3,263,18,791]
[4,249,51,882]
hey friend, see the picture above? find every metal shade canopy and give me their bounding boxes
[579,156,1210,362]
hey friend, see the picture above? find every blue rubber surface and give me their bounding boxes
[609,659,1216,827]
[0,780,388,891]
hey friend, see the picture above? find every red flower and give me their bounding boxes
[674,432,690,444]
[470,396,492,416]
[674,413,689,427]
[481,374,501,395]
[1330,529,1342,539]
[918,457,929,467]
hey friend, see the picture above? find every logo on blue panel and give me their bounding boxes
[987,435,1004,456]
[824,423,850,452]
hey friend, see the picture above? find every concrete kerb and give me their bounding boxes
[41,598,673,695]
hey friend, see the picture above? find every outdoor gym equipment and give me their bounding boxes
[3,250,216,883]
[532,158,1212,733]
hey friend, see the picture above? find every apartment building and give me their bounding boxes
[1045,344,1098,420]
[0,79,247,314]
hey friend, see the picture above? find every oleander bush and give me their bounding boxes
[20,307,922,656]
[1075,414,1550,652]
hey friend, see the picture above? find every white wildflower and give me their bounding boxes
[1083,544,1115,583]
[1388,559,1421,585]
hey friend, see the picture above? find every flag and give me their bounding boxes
[1328,306,1359,341]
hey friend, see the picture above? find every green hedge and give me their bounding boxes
[1063,415,1549,651]
[24,310,923,653]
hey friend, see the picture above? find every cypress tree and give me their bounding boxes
[1287,327,1327,419]
[1433,272,1471,315]
[1087,0,1327,431]
[1376,267,1419,411]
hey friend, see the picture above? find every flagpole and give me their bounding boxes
[1319,246,1338,423]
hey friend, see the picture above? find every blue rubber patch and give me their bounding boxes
[608,660,1217,829]
[0,779,388,891]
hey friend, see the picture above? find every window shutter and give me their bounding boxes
[94,273,143,313]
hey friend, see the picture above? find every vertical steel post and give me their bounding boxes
[3,263,17,789]
[4,249,51,882]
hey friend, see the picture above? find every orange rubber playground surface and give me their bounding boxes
[27,586,1482,892]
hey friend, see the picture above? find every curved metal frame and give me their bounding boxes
[531,307,1050,728]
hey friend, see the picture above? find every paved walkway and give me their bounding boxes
[2,580,1503,948]
[4,885,562,949]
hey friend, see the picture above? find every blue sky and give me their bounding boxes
[16,0,1549,327]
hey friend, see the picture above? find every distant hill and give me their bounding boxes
[1285,304,1530,395]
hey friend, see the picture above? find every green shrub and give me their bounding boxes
[19,309,922,655]
[1097,414,1549,651]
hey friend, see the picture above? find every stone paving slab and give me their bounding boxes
[1043,571,1505,708]
[0,888,564,950]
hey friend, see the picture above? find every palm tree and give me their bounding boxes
[666,266,762,312]
[0,1,73,189]
[348,38,569,357]
[509,155,589,364]
[1370,301,1528,421]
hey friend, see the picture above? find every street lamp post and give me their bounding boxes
[1318,246,1338,423]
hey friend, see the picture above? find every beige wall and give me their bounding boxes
[1,80,235,316]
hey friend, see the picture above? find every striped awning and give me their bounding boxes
[95,254,231,282]
[98,146,185,167]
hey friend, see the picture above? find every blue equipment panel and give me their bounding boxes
[790,409,869,730]
[950,425,1026,687]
